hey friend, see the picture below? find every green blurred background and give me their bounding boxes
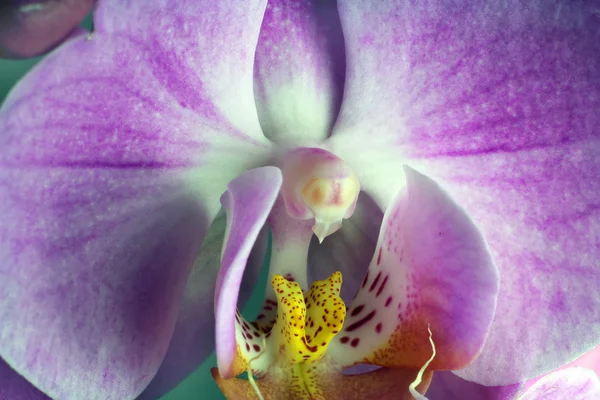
[0,16,269,400]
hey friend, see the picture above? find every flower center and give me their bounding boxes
[281,148,360,242]
[269,272,346,396]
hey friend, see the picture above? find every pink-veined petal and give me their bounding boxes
[519,368,600,400]
[328,167,499,371]
[214,167,282,379]
[0,0,94,58]
[0,2,271,398]
[95,0,269,145]
[253,0,345,144]
[0,162,207,400]
[329,0,600,384]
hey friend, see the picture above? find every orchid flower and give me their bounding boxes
[0,1,599,400]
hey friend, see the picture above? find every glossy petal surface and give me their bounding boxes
[520,368,600,400]
[0,0,94,58]
[214,167,282,379]
[0,358,50,400]
[330,0,600,384]
[254,0,345,144]
[328,167,498,370]
[0,1,271,397]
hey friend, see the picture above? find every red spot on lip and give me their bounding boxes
[361,271,370,288]
[346,310,377,332]
[245,343,250,352]
[375,323,382,334]
[340,336,350,344]
[385,296,393,307]
[350,338,360,347]
[377,248,382,265]
[350,305,365,317]
[253,344,261,352]
[376,275,389,297]
[369,272,382,292]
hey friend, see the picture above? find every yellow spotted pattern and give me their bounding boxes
[304,271,345,359]
[270,272,346,399]
[271,275,308,364]
[271,272,346,364]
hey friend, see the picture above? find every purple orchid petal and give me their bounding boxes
[329,1,600,384]
[214,167,282,379]
[0,358,50,400]
[308,192,383,303]
[426,372,522,400]
[253,0,345,144]
[520,368,600,400]
[0,164,206,399]
[0,0,94,58]
[327,167,499,371]
[95,0,269,144]
[139,214,268,399]
[1,1,272,397]
[427,345,600,400]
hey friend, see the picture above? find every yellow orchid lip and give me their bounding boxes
[215,270,437,400]
[215,272,349,399]
[271,272,345,365]
[261,272,346,399]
